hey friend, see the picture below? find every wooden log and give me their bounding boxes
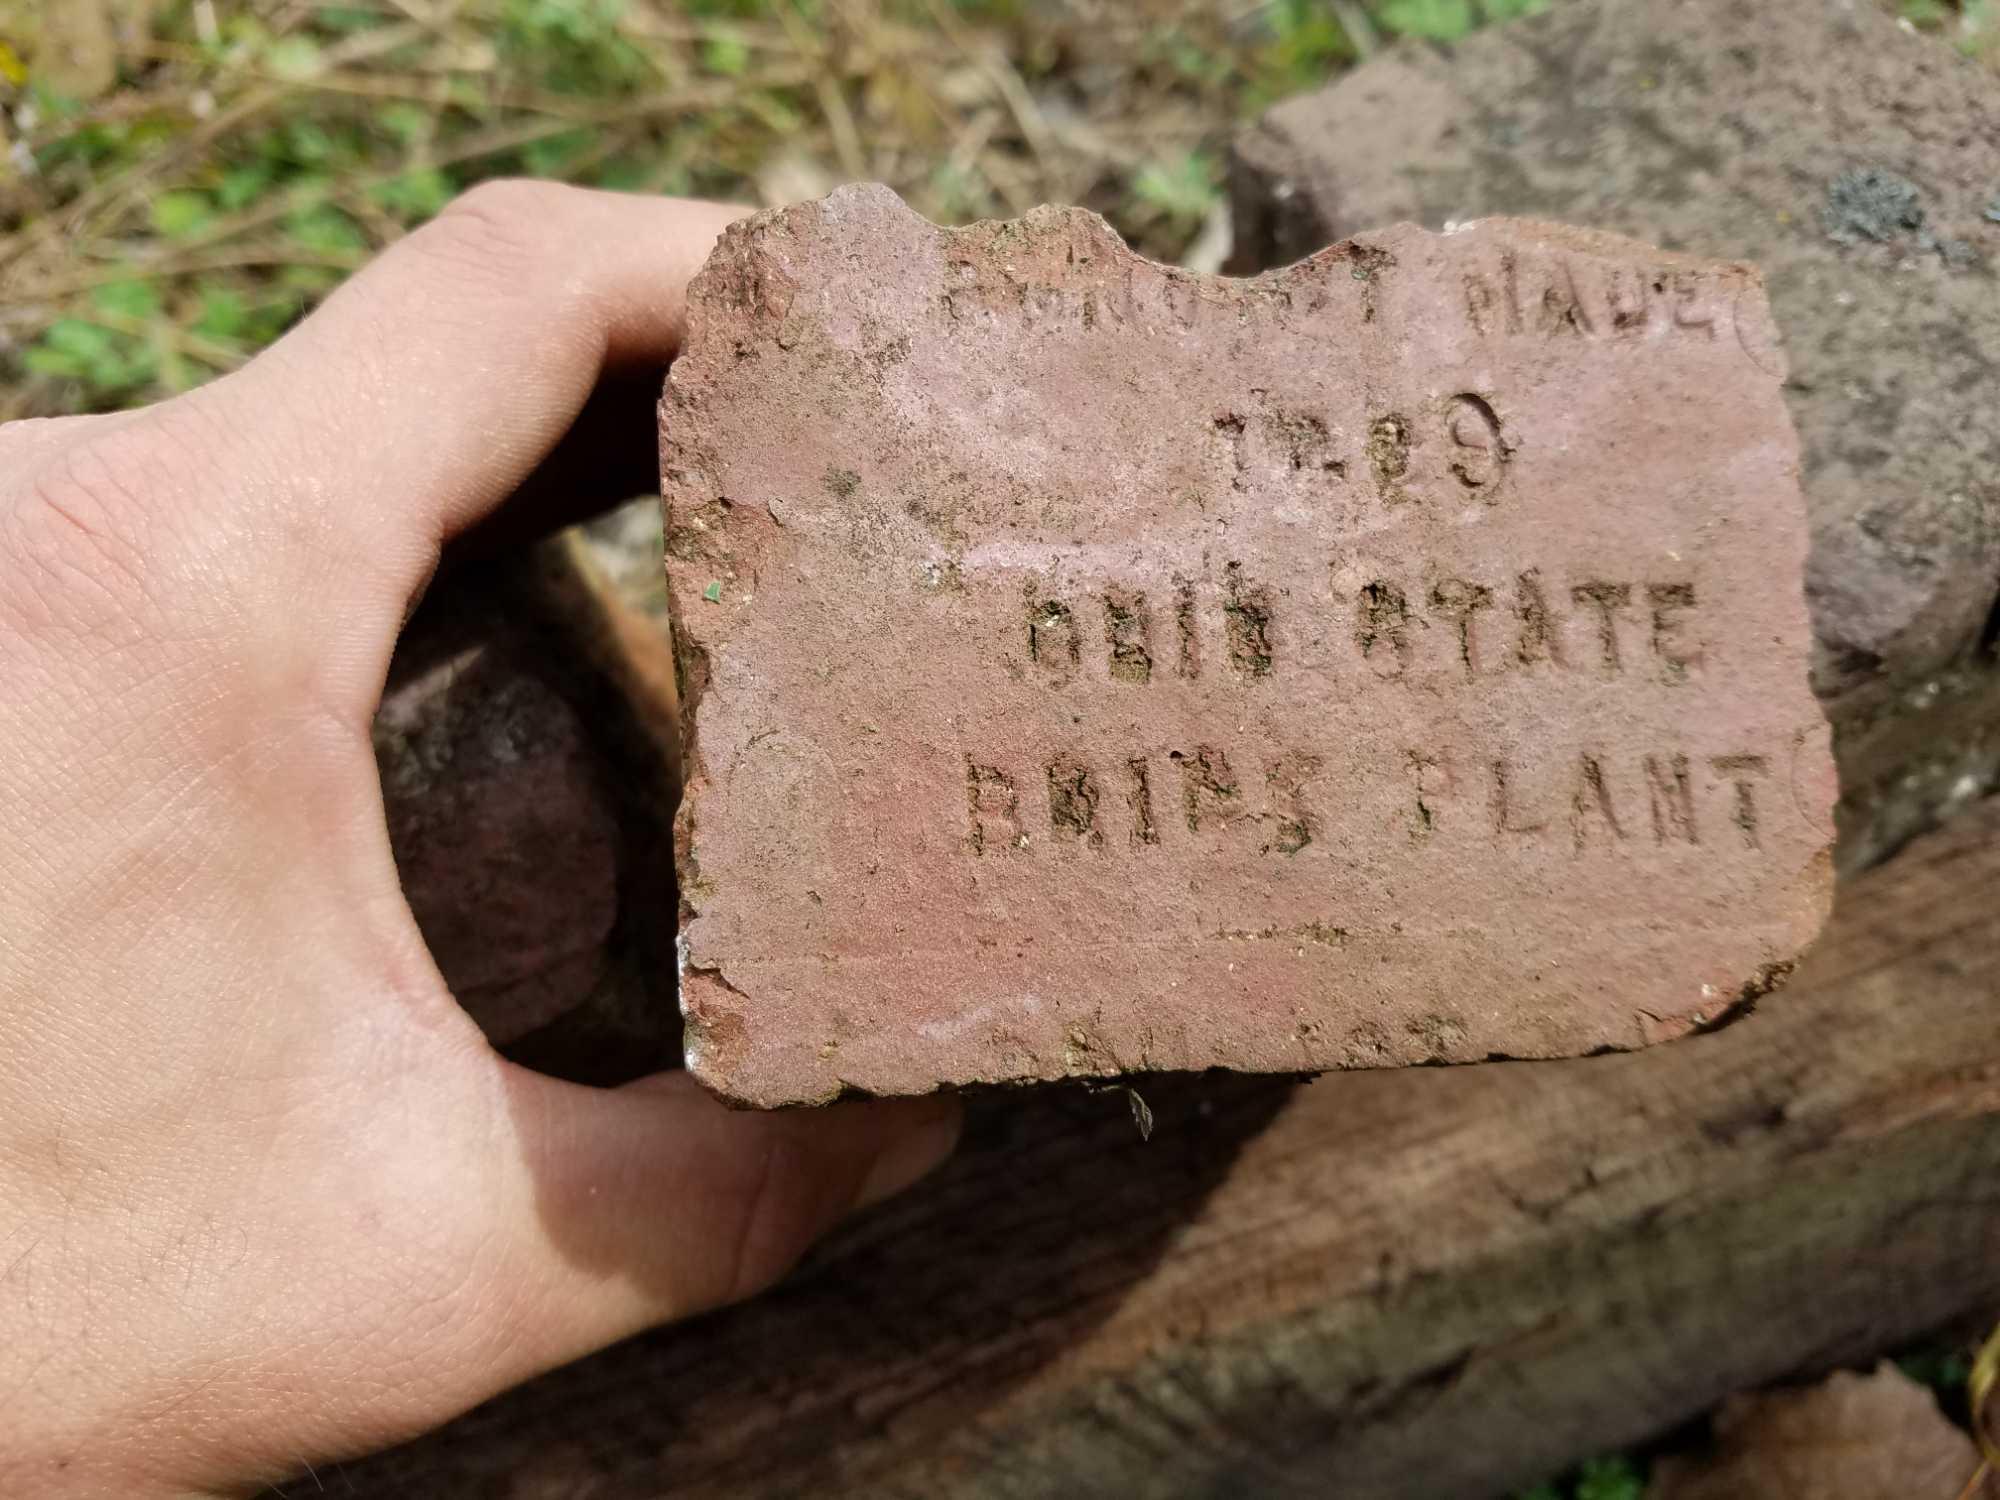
[337,791,2000,1498]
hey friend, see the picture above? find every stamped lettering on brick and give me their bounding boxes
[664,188,1833,1106]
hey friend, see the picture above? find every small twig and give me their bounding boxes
[9,246,370,303]
[346,190,407,250]
[618,7,793,51]
[324,17,430,66]
[0,86,283,287]
[90,306,251,374]
[14,67,811,295]
[772,1,866,181]
[919,0,1057,176]
[381,0,444,28]
[1328,0,1380,58]
[945,106,1002,177]
[816,74,868,182]
[976,144,1039,216]
[261,69,608,119]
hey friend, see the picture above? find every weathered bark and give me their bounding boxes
[335,790,2000,1499]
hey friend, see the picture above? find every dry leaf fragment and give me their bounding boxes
[1126,1088,1154,1142]
[13,0,118,100]
[1648,1362,1994,1500]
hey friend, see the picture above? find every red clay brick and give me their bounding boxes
[662,187,1833,1106]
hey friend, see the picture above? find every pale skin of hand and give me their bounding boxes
[0,182,961,1497]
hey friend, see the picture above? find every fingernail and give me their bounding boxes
[855,1101,962,1210]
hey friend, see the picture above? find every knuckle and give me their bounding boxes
[448,175,575,224]
[408,179,604,333]
[418,178,576,283]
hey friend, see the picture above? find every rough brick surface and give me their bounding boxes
[1226,0,2000,869]
[663,186,1833,1106]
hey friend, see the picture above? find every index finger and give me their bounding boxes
[192,181,743,676]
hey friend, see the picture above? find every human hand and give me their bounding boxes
[0,181,960,1497]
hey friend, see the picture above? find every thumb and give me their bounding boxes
[465,1064,959,1386]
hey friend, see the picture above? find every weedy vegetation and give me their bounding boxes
[1,0,1990,421]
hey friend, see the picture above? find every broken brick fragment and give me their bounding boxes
[662,186,1832,1107]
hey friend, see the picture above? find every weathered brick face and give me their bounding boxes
[663,186,1832,1107]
